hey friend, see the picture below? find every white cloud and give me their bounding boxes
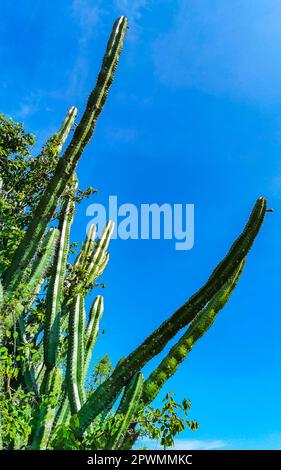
[153,0,281,103]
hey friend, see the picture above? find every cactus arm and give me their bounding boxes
[97,357,127,425]
[44,184,75,370]
[56,106,78,153]
[58,223,112,410]
[81,224,97,269]
[84,222,113,288]
[41,106,77,158]
[86,221,114,279]
[57,224,97,333]
[35,362,46,391]
[75,197,266,437]
[84,296,104,378]
[3,17,127,294]
[64,294,87,409]
[66,294,83,414]
[73,224,97,271]
[85,295,104,345]
[3,228,59,329]
[52,391,71,430]
[96,253,110,279]
[31,367,63,450]
[67,220,114,297]
[105,372,143,450]
[25,228,59,299]
[77,295,87,405]
[17,316,40,396]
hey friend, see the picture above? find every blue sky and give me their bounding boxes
[1,0,281,450]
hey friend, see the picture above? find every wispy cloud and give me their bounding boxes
[141,434,281,450]
[171,439,226,450]
[67,0,146,102]
[67,0,106,102]
[65,56,90,101]
[72,0,105,46]
[105,125,139,144]
[153,0,281,103]
[16,103,37,119]
[271,173,281,196]
[13,92,42,119]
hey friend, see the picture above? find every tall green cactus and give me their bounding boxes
[44,179,76,370]
[2,16,128,296]
[0,17,269,451]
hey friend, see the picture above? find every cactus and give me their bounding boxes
[106,372,143,450]
[2,16,128,297]
[141,260,246,406]
[84,295,104,380]
[0,17,268,450]
[44,179,76,371]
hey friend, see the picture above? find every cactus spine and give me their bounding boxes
[0,17,269,451]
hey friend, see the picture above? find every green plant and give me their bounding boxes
[0,16,268,450]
